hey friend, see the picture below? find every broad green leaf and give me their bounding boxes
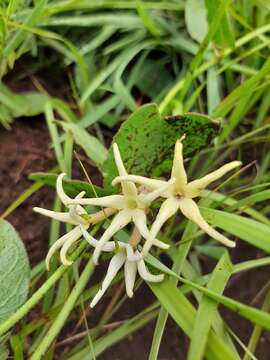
[185,0,208,43]
[61,122,108,168]
[187,252,233,360]
[102,103,218,190]
[0,220,30,323]
[149,280,237,360]
[200,207,270,253]
[29,173,106,197]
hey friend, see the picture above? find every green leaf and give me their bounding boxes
[149,280,237,360]
[60,122,108,169]
[205,0,235,47]
[0,220,30,323]
[185,0,208,43]
[102,104,218,190]
[200,207,270,253]
[187,252,233,360]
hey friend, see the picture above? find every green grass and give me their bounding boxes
[0,0,270,359]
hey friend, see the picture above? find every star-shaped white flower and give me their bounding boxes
[112,136,242,255]
[80,226,164,308]
[34,174,92,269]
[70,143,174,265]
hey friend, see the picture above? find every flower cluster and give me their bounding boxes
[34,137,241,307]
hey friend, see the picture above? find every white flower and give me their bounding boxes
[112,136,242,255]
[33,174,91,269]
[70,143,174,265]
[80,226,164,308]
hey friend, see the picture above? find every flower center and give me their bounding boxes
[127,198,138,209]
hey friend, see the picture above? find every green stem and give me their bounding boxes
[30,257,95,360]
[0,242,86,336]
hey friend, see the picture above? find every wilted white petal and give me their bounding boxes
[69,195,126,210]
[137,257,164,282]
[139,177,175,204]
[112,175,166,192]
[60,226,84,266]
[171,137,187,193]
[179,197,236,247]
[125,243,142,261]
[68,191,88,224]
[124,260,137,298]
[142,197,179,256]
[56,173,72,205]
[185,161,242,198]
[80,225,116,252]
[113,143,138,199]
[45,227,81,270]
[93,210,132,264]
[33,207,76,225]
[90,252,126,308]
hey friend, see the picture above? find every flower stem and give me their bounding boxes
[30,257,95,360]
[129,226,142,248]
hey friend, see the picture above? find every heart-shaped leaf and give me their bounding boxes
[0,220,30,323]
[102,103,219,191]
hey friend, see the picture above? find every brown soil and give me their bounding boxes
[0,119,270,359]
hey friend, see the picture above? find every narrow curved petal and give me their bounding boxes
[152,239,170,249]
[124,260,137,298]
[80,225,115,252]
[142,197,179,256]
[60,226,84,266]
[56,173,71,205]
[113,143,138,199]
[132,209,169,250]
[112,175,167,192]
[185,161,242,198]
[139,178,175,205]
[69,195,126,210]
[90,252,126,308]
[171,137,187,193]
[93,210,132,264]
[179,197,236,247]
[33,207,76,225]
[137,257,164,282]
[45,227,81,270]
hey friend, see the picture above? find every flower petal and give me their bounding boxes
[171,137,187,193]
[33,207,76,225]
[80,225,116,252]
[93,210,132,264]
[125,243,142,261]
[142,197,179,256]
[112,175,167,192]
[185,161,242,198]
[139,177,175,205]
[113,143,138,199]
[132,209,169,250]
[45,227,81,270]
[179,197,236,247]
[90,252,126,308]
[56,173,71,205]
[137,256,164,282]
[60,226,84,266]
[124,260,137,298]
[69,195,126,209]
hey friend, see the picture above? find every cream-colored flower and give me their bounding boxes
[80,226,164,307]
[70,143,174,265]
[34,174,90,269]
[112,136,242,255]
